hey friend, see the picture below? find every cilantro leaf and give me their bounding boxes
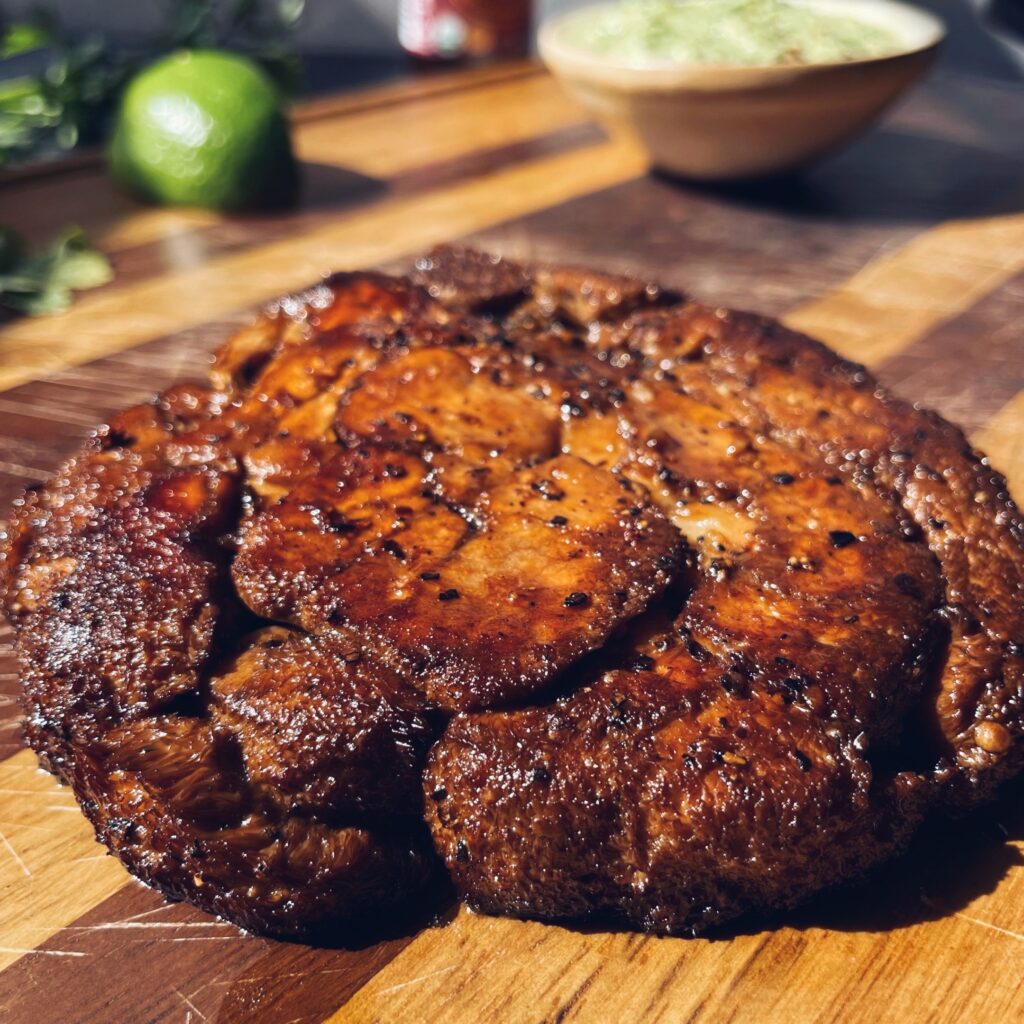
[0,226,113,317]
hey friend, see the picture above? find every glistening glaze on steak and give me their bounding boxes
[3,247,1022,937]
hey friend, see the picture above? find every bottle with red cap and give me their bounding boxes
[399,0,533,63]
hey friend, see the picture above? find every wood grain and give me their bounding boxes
[1,63,1023,1024]
[784,213,1024,366]
[0,887,419,1024]
[295,71,586,177]
[333,896,1024,1024]
[0,751,127,973]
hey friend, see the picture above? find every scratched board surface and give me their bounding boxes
[0,62,1023,1024]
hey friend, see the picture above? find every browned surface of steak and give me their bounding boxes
[3,247,1023,938]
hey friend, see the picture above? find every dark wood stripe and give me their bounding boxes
[877,268,1024,434]
[391,121,603,202]
[468,171,918,318]
[832,71,1024,160]
[0,147,104,188]
[0,885,420,1024]
[551,966,601,1024]
[683,997,707,1024]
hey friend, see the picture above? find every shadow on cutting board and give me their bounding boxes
[309,775,1024,945]
[742,775,1024,938]
[671,130,1024,226]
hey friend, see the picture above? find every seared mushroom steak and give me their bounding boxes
[4,247,1023,937]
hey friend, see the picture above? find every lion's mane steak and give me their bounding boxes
[3,247,1023,937]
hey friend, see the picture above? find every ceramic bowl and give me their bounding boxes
[538,0,945,181]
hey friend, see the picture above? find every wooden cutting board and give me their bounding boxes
[0,61,1022,1024]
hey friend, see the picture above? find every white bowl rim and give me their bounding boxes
[538,0,946,81]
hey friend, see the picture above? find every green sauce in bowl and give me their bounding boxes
[558,0,904,67]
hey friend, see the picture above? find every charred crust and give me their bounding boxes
[5,247,1023,941]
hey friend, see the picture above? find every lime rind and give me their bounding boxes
[109,49,298,212]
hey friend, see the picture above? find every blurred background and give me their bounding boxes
[3,1,1023,82]
[2,0,1023,314]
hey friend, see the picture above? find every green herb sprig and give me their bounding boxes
[0,1,305,167]
[0,226,113,317]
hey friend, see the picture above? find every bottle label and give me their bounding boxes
[399,0,530,60]
[399,0,469,58]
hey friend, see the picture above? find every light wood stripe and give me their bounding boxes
[0,138,645,395]
[974,391,1024,501]
[98,208,223,254]
[782,214,1024,366]
[0,750,127,972]
[327,896,1024,1024]
[295,73,586,178]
